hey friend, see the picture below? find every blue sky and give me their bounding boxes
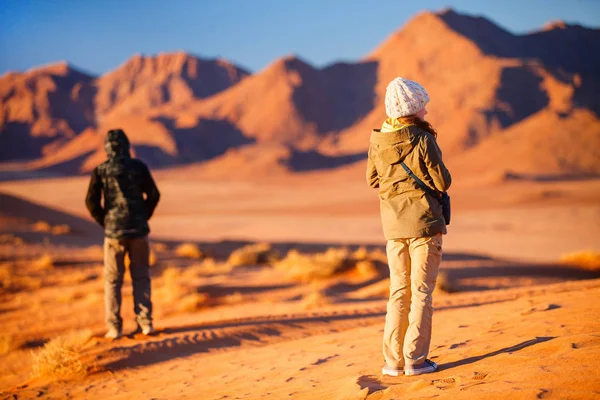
[1,0,599,76]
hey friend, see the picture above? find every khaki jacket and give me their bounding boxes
[366,125,452,239]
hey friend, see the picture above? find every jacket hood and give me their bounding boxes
[104,129,131,159]
[370,126,420,163]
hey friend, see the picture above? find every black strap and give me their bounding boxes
[400,162,441,199]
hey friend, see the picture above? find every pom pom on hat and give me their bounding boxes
[384,77,430,118]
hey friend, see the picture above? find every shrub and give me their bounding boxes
[175,243,204,259]
[560,251,600,271]
[177,293,211,313]
[32,221,52,232]
[227,243,279,267]
[152,242,169,252]
[355,259,379,277]
[301,290,331,310]
[51,225,71,235]
[276,248,352,282]
[34,254,54,270]
[31,330,92,381]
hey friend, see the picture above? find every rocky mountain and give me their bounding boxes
[0,53,249,166]
[0,62,96,161]
[1,8,598,179]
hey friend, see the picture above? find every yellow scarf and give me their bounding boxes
[381,117,411,132]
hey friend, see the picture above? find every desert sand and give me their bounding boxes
[1,168,599,399]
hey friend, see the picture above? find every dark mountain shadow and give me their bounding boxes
[132,145,177,168]
[319,60,378,132]
[438,9,600,116]
[0,123,56,162]
[436,9,519,57]
[48,69,97,134]
[177,56,250,99]
[282,57,378,134]
[437,9,600,73]
[152,116,254,166]
[478,66,549,137]
[283,149,366,172]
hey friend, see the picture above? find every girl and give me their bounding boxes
[366,77,451,376]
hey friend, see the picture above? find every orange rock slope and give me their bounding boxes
[1,9,599,180]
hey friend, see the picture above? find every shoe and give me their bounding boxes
[141,325,155,335]
[382,365,403,377]
[404,359,438,376]
[104,328,122,340]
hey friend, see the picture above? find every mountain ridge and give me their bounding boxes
[1,8,599,180]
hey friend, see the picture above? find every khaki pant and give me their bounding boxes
[383,234,442,368]
[104,236,152,331]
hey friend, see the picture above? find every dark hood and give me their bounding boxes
[104,129,131,160]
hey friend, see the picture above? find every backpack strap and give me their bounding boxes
[400,162,441,199]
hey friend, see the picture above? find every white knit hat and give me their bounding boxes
[384,77,430,118]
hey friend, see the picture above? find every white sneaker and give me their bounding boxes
[104,328,122,340]
[382,365,403,376]
[141,325,155,335]
[405,359,438,376]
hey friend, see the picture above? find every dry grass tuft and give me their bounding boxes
[152,242,169,252]
[32,221,71,235]
[1,234,25,245]
[301,289,332,310]
[162,266,181,292]
[57,290,85,304]
[223,291,244,305]
[177,293,212,313]
[149,250,158,267]
[367,248,388,264]
[355,259,379,277]
[0,263,14,289]
[34,254,54,270]
[560,251,600,271]
[352,246,369,261]
[276,248,353,282]
[175,243,204,260]
[31,330,92,381]
[32,220,52,232]
[84,291,103,306]
[160,266,198,302]
[50,224,71,235]
[227,243,279,267]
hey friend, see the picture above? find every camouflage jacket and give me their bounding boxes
[85,130,160,239]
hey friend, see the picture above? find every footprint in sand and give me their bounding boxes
[434,376,460,390]
[459,372,489,391]
[433,372,488,392]
[449,340,470,349]
[521,303,561,315]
